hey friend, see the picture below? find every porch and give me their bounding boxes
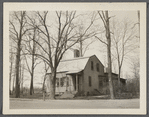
[55,70,83,95]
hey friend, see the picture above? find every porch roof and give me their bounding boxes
[66,70,83,74]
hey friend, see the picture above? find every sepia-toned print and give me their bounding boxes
[3,3,146,114]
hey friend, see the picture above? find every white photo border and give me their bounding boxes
[3,2,146,115]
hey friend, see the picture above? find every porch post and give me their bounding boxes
[76,74,78,91]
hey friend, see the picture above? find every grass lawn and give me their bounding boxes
[10,93,140,109]
[10,98,140,109]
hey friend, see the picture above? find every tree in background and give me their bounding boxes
[76,12,97,57]
[9,11,30,98]
[127,56,140,96]
[23,26,41,95]
[110,18,138,93]
[9,41,14,95]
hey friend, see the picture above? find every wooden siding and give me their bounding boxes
[83,55,104,95]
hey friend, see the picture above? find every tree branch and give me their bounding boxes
[95,36,108,45]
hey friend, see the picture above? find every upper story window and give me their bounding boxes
[96,63,99,72]
[88,76,92,87]
[91,61,94,70]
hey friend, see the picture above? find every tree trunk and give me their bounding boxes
[30,55,34,95]
[118,67,121,92]
[42,75,47,91]
[21,64,24,94]
[30,74,34,95]
[80,37,83,57]
[49,71,56,100]
[15,44,21,98]
[13,74,16,94]
[105,11,114,99]
[30,34,36,95]
[14,11,25,98]
[9,58,13,95]
[138,11,140,40]
[9,76,11,95]
[107,44,114,99]
[19,60,21,90]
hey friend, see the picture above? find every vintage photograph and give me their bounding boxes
[3,3,146,114]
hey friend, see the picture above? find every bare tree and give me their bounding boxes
[23,27,41,95]
[20,64,24,94]
[12,71,16,94]
[25,11,95,99]
[9,42,14,95]
[95,11,114,99]
[23,52,41,95]
[76,12,97,57]
[130,57,140,79]
[110,18,138,93]
[130,57,140,96]
[125,56,140,97]
[9,11,30,98]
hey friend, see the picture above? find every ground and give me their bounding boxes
[10,98,140,109]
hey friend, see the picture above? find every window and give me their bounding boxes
[98,75,103,87]
[89,76,92,87]
[56,78,60,87]
[66,77,69,86]
[60,77,65,87]
[96,63,99,72]
[99,80,103,87]
[91,61,94,70]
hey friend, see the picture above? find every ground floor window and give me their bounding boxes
[98,75,103,87]
[99,80,103,87]
[56,77,65,87]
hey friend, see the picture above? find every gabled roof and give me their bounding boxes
[56,55,93,73]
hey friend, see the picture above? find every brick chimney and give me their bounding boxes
[74,49,80,58]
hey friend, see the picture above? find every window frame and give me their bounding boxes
[96,63,99,72]
[98,75,103,87]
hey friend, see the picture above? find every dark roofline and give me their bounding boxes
[104,72,118,76]
[93,55,104,67]
[120,78,127,80]
[104,72,127,80]
[112,77,127,80]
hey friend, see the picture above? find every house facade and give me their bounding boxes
[45,55,126,96]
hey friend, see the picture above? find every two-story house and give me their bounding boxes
[45,55,105,96]
[45,52,126,97]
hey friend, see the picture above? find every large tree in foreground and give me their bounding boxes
[95,11,114,99]
[27,11,95,99]
[9,41,14,95]
[9,11,29,98]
